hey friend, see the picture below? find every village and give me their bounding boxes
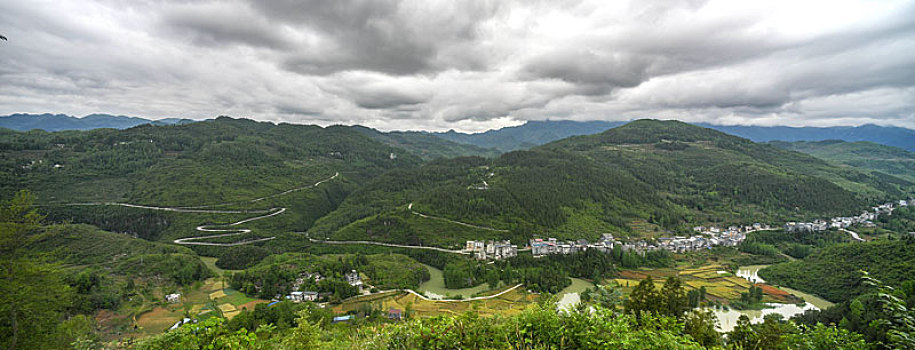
[784,199,914,233]
[463,198,915,261]
[462,223,758,261]
[157,197,915,332]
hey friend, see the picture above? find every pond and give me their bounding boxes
[417,263,491,300]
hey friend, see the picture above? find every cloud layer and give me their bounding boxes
[1,0,913,132]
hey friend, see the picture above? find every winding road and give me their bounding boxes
[68,172,339,246]
[301,201,516,254]
[348,283,524,303]
[303,233,470,255]
[408,202,510,232]
[173,207,286,246]
[840,228,865,242]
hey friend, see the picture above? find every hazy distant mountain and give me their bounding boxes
[432,120,626,152]
[431,120,915,152]
[0,113,195,131]
[697,123,915,151]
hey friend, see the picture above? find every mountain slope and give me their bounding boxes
[430,120,915,152]
[350,126,501,160]
[759,238,915,303]
[770,140,915,182]
[0,117,422,241]
[0,113,195,131]
[313,120,914,248]
[432,120,625,152]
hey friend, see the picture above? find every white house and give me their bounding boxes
[289,291,318,302]
[165,293,181,303]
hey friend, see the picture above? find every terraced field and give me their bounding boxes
[612,264,777,303]
[332,287,536,318]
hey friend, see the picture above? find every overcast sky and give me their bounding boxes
[1,0,913,132]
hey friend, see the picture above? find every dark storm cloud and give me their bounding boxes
[245,0,500,75]
[1,0,914,131]
[161,1,292,49]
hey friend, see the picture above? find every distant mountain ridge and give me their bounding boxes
[432,120,627,152]
[0,113,196,131]
[430,120,915,152]
[696,123,915,152]
[6,113,914,152]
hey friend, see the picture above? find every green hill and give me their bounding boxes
[770,140,915,182]
[759,237,915,303]
[24,223,211,285]
[314,120,914,247]
[0,117,423,242]
[350,126,501,160]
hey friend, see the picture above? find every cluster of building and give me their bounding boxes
[285,270,364,303]
[526,224,761,257]
[463,198,915,260]
[465,240,518,260]
[784,199,914,233]
[620,225,759,255]
[529,234,615,257]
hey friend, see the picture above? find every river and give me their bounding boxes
[710,265,836,332]
[556,278,594,311]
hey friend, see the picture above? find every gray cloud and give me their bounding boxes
[248,0,500,75]
[161,1,292,49]
[1,0,914,131]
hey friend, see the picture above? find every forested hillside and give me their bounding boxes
[0,117,422,241]
[759,237,915,303]
[771,140,915,182]
[432,120,625,151]
[314,120,914,247]
[350,126,500,160]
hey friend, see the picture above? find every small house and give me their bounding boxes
[345,270,363,288]
[289,291,319,302]
[388,308,402,320]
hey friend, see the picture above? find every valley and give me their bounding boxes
[3,118,913,349]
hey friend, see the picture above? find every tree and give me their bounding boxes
[862,272,915,349]
[728,315,759,350]
[0,190,73,350]
[625,276,663,320]
[590,283,624,310]
[281,310,321,349]
[661,277,689,318]
[682,310,720,348]
[783,323,868,350]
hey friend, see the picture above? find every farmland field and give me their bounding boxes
[332,287,536,318]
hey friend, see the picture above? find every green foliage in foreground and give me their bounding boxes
[760,237,915,303]
[132,299,871,350]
